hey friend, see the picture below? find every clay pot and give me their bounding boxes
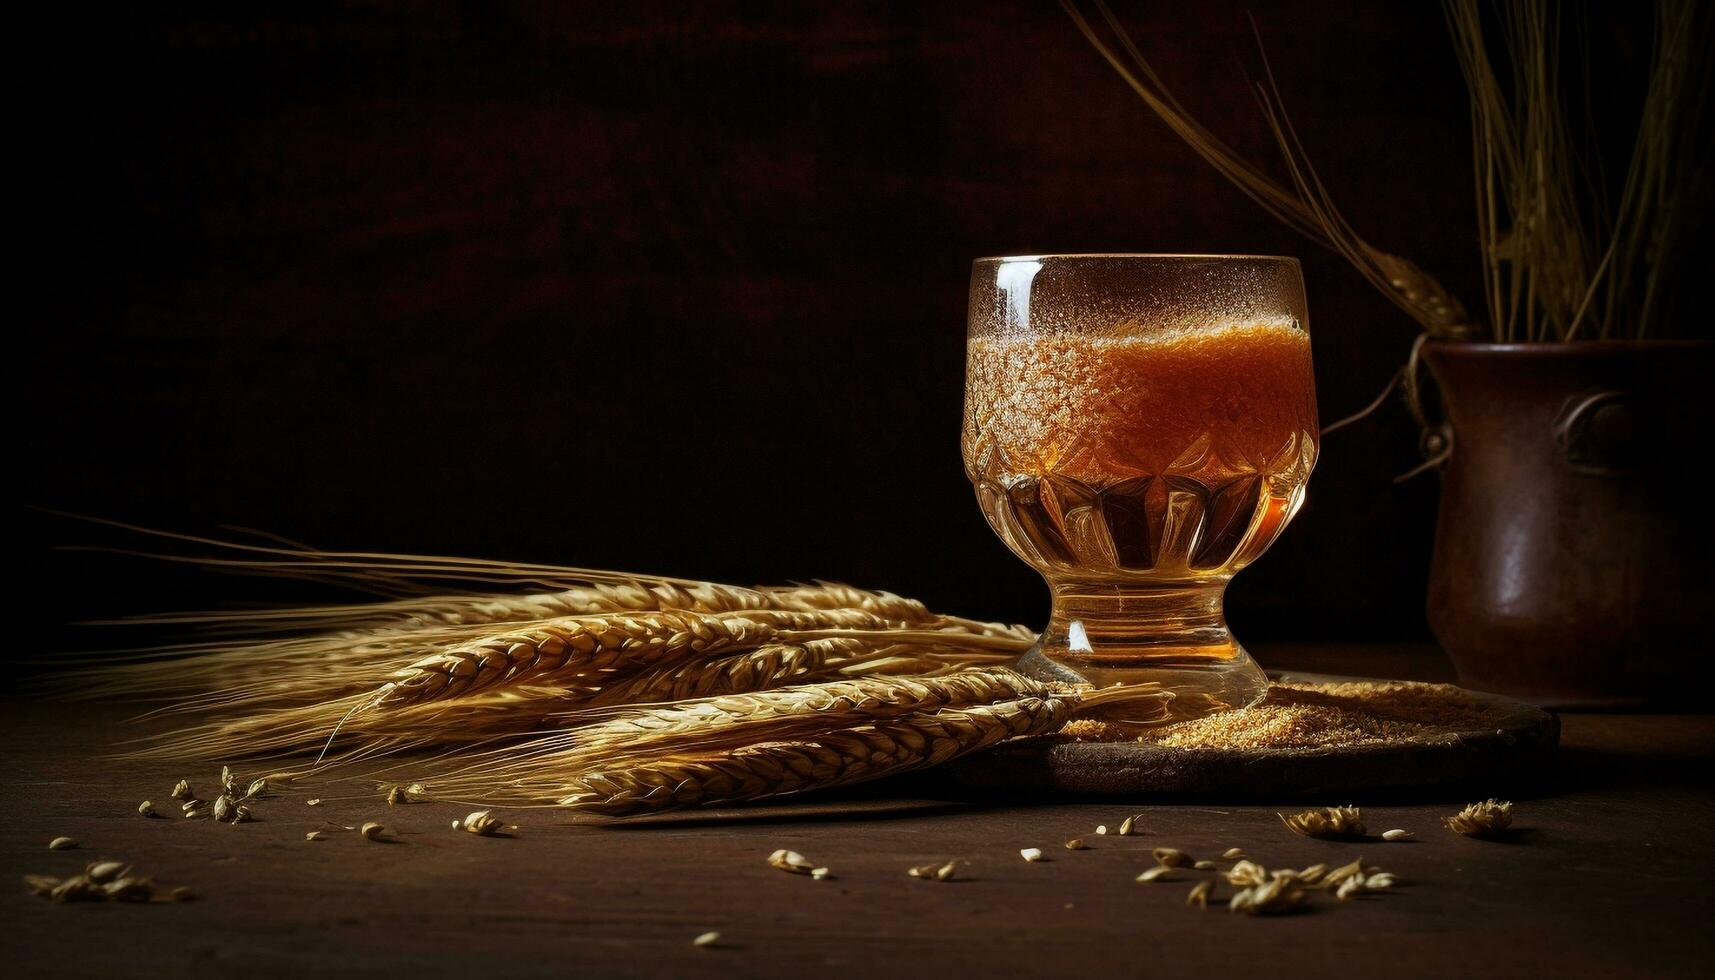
[1422,340,1714,707]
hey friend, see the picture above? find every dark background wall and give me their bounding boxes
[20,1,1652,647]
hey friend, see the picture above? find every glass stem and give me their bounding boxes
[1043,578,1239,668]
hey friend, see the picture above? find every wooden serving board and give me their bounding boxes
[944,672,1560,801]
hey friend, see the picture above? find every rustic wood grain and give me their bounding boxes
[4,646,1711,978]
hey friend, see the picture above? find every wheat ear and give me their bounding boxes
[404,670,1166,812]
[407,669,1072,808]
[71,580,1021,708]
[95,616,1032,763]
[113,581,931,635]
[565,637,1006,709]
[380,608,1028,708]
[125,636,1029,764]
[558,696,1066,814]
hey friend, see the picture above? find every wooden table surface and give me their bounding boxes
[5,645,1713,979]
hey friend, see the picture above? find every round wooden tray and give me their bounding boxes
[943,673,1560,801]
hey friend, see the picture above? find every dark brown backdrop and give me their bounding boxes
[21,1,1651,653]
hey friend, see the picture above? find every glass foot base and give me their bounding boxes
[1013,579,1271,729]
[1016,641,1269,728]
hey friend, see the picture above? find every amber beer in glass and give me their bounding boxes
[963,255,1318,724]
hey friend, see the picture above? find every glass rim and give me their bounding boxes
[972,252,1300,265]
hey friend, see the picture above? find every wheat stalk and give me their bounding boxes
[1061,0,1476,338]
[406,669,1113,812]
[377,606,1025,708]
[60,519,1027,712]
[103,581,771,634]
[1445,0,1706,342]
[1065,0,1706,344]
[760,583,936,623]
[68,524,1078,807]
[119,580,955,636]
[99,618,1033,764]
[68,517,995,635]
[377,610,783,707]
[558,668,1056,753]
[578,641,834,707]
[72,625,503,710]
[259,643,1019,759]
[401,670,1167,813]
[67,526,1036,763]
[558,699,1064,815]
[574,638,1009,708]
[149,639,1026,763]
[72,589,1021,724]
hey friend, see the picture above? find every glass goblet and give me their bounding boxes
[963,254,1318,725]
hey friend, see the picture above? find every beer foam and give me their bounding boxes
[963,320,1315,483]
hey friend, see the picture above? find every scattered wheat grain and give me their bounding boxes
[1280,805,1366,838]
[1230,876,1304,915]
[1153,847,1191,868]
[1446,800,1513,837]
[463,811,503,836]
[50,876,102,902]
[768,849,815,875]
[1226,861,1268,887]
[104,877,154,902]
[86,862,125,884]
[1323,857,1366,887]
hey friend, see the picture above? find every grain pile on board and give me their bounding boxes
[1061,680,1499,750]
